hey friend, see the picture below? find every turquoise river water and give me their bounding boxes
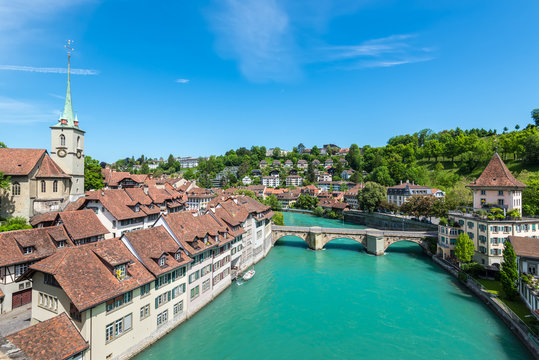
[135,212,531,360]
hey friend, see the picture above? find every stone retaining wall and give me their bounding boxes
[345,210,438,231]
[432,256,539,359]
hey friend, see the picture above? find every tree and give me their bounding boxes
[140,163,150,174]
[0,142,6,148]
[311,145,320,157]
[500,241,518,300]
[183,168,196,180]
[358,181,386,212]
[515,124,520,130]
[264,195,281,211]
[523,172,539,216]
[306,162,316,183]
[272,147,281,159]
[350,171,363,184]
[84,156,105,191]
[295,194,318,210]
[532,109,539,126]
[313,206,324,217]
[0,217,32,232]
[272,212,284,225]
[454,233,475,265]
[0,172,9,192]
[367,166,394,186]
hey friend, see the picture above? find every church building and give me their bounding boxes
[0,54,85,220]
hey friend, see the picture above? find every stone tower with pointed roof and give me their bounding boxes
[50,53,85,200]
[467,153,526,215]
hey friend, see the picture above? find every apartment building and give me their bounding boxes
[387,180,443,207]
[437,154,530,266]
[262,176,280,188]
[185,188,216,212]
[286,175,303,187]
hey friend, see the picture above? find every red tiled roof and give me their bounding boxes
[28,239,154,311]
[84,189,143,221]
[35,154,70,178]
[30,211,60,227]
[7,313,88,360]
[0,227,73,267]
[0,148,46,176]
[123,227,192,276]
[468,153,526,189]
[56,210,108,240]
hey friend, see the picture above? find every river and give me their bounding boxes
[134,212,531,359]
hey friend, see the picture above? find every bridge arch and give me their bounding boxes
[273,233,309,248]
[383,238,429,253]
[318,235,367,250]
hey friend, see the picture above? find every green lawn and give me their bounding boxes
[473,277,539,333]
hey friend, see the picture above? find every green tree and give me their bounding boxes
[0,172,10,192]
[500,241,518,300]
[272,211,284,225]
[454,233,475,265]
[367,166,394,186]
[272,147,281,159]
[0,217,32,232]
[264,195,281,211]
[140,163,150,174]
[84,156,105,191]
[306,162,316,183]
[295,194,318,210]
[183,168,196,180]
[0,142,6,148]
[358,181,386,212]
[523,172,539,216]
[313,206,324,217]
[311,145,320,157]
[350,171,363,184]
[532,109,539,126]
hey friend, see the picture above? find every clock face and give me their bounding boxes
[76,150,82,159]
[58,149,66,158]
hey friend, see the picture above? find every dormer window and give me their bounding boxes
[57,240,66,248]
[215,235,219,242]
[158,255,166,267]
[115,264,126,280]
[204,236,209,245]
[175,252,182,261]
[23,246,34,255]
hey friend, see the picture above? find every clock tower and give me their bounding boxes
[50,41,85,200]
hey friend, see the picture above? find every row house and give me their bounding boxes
[102,168,148,189]
[185,188,217,212]
[509,236,539,316]
[272,160,281,167]
[179,157,199,169]
[72,189,162,238]
[324,159,333,168]
[318,198,350,214]
[297,159,308,169]
[438,154,530,266]
[259,160,268,168]
[317,172,332,182]
[10,196,274,360]
[276,191,299,209]
[262,176,280,188]
[343,184,364,209]
[317,181,354,192]
[286,175,303,187]
[0,210,107,314]
[284,160,293,168]
[387,180,444,207]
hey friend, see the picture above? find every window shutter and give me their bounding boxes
[168,290,172,301]
[155,280,159,290]
[155,297,159,309]
[172,271,176,282]
[172,287,176,300]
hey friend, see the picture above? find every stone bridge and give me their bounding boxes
[272,225,438,255]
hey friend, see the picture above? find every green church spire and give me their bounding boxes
[52,40,79,128]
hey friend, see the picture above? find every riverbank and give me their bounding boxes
[135,212,530,360]
[432,256,539,359]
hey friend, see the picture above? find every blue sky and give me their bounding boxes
[1,0,538,162]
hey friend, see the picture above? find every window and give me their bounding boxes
[106,314,132,342]
[140,283,151,297]
[11,182,20,196]
[201,264,211,277]
[155,272,172,290]
[189,270,200,284]
[140,304,150,320]
[44,273,60,287]
[173,301,183,316]
[155,291,171,308]
[172,283,185,298]
[202,279,211,293]
[41,180,46,193]
[480,190,486,195]
[60,134,65,146]
[77,136,80,148]
[52,180,58,193]
[115,264,126,280]
[157,310,168,327]
[158,255,166,267]
[175,252,182,261]
[23,246,34,254]
[38,292,58,313]
[467,222,474,228]
[106,291,133,312]
[57,240,66,248]
[15,263,29,276]
[498,199,504,206]
[70,303,82,322]
[498,190,504,196]
[190,285,200,300]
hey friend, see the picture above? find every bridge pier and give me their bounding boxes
[366,235,384,256]
[305,231,325,250]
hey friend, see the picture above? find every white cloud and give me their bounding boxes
[176,78,190,84]
[0,65,98,75]
[207,0,300,83]
[322,34,435,69]
[0,97,59,124]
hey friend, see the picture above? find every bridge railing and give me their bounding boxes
[272,225,437,238]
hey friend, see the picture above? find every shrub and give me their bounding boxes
[439,217,448,226]
[462,262,485,277]
[458,271,468,283]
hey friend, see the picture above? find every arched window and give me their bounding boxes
[12,182,20,196]
[53,180,58,193]
[60,134,65,146]
[41,180,46,193]
[77,136,80,149]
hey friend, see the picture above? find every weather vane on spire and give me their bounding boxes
[65,40,74,58]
